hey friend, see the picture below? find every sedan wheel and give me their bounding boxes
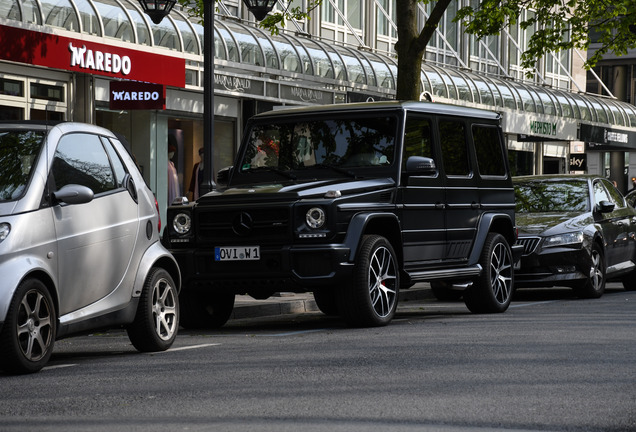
[0,279,56,374]
[574,244,605,299]
[127,267,179,352]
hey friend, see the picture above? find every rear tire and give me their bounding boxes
[179,290,235,329]
[127,267,179,352]
[0,278,56,374]
[313,288,339,316]
[338,235,399,327]
[464,233,513,313]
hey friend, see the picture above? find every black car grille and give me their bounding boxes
[517,236,541,256]
[196,206,291,243]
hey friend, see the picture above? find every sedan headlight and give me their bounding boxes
[543,231,584,248]
[173,212,192,235]
[0,223,10,243]
[306,207,326,229]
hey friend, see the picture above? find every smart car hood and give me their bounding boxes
[516,211,593,236]
[198,177,395,203]
[0,201,18,217]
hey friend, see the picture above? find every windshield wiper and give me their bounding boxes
[243,166,297,180]
[311,163,358,179]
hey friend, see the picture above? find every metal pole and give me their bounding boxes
[200,0,215,195]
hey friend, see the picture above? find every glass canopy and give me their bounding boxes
[4,0,636,129]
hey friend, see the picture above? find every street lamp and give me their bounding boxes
[241,0,277,21]
[137,0,177,25]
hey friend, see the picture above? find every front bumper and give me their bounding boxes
[170,244,354,294]
[514,244,592,288]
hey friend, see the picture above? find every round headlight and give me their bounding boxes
[173,213,192,234]
[306,207,325,229]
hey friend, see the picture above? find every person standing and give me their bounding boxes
[167,143,181,204]
[189,147,204,200]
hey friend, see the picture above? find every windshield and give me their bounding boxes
[236,114,397,182]
[514,180,590,213]
[0,130,45,202]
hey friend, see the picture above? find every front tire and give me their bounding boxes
[464,233,513,313]
[0,278,56,374]
[338,235,399,327]
[574,243,605,299]
[127,268,179,352]
[179,290,235,329]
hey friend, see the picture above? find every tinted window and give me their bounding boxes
[601,178,626,208]
[0,129,44,201]
[403,115,434,167]
[53,133,115,194]
[238,115,397,177]
[473,124,505,176]
[439,119,469,176]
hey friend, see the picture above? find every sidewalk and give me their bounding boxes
[230,283,435,320]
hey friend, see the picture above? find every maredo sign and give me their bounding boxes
[110,81,165,110]
[0,24,185,88]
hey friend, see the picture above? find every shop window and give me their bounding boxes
[30,109,64,122]
[30,83,65,102]
[0,107,23,120]
[0,78,23,97]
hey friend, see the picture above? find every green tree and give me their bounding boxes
[178,0,636,101]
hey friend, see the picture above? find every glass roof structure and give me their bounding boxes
[3,0,636,129]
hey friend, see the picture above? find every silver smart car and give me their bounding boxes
[0,121,181,374]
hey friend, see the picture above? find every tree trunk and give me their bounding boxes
[395,0,453,101]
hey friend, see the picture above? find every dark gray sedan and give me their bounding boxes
[513,175,636,298]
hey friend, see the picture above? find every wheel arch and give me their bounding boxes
[468,213,516,265]
[344,212,402,264]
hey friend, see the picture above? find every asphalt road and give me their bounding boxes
[1,284,635,432]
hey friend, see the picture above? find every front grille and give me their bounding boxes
[517,236,541,256]
[196,206,291,243]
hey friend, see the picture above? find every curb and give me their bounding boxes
[230,283,434,321]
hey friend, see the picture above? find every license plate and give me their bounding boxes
[215,246,260,261]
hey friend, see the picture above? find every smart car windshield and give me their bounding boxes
[236,114,397,181]
[0,130,45,202]
[514,179,590,213]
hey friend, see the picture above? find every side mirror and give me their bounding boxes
[405,156,437,176]
[216,166,233,187]
[596,200,615,214]
[52,184,94,205]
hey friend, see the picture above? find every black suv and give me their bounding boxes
[163,101,522,328]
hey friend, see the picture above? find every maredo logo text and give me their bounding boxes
[68,42,131,76]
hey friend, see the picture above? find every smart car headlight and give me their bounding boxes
[173,213,192,235]
[0,223,9,243]
[306,207,326,229]
[544,231,584,248]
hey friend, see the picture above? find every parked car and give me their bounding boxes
[513,175,636,298]
[625,189,636,208]
[0,121,181,374]
[163,101,522,328]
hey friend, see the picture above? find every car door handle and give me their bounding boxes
[435,202,445,209]
[471,202,480,209]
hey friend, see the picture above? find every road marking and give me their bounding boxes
[259,329,327,337]
[164,343,221,352]
[510,300,559,308]
[43,364,77,371]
